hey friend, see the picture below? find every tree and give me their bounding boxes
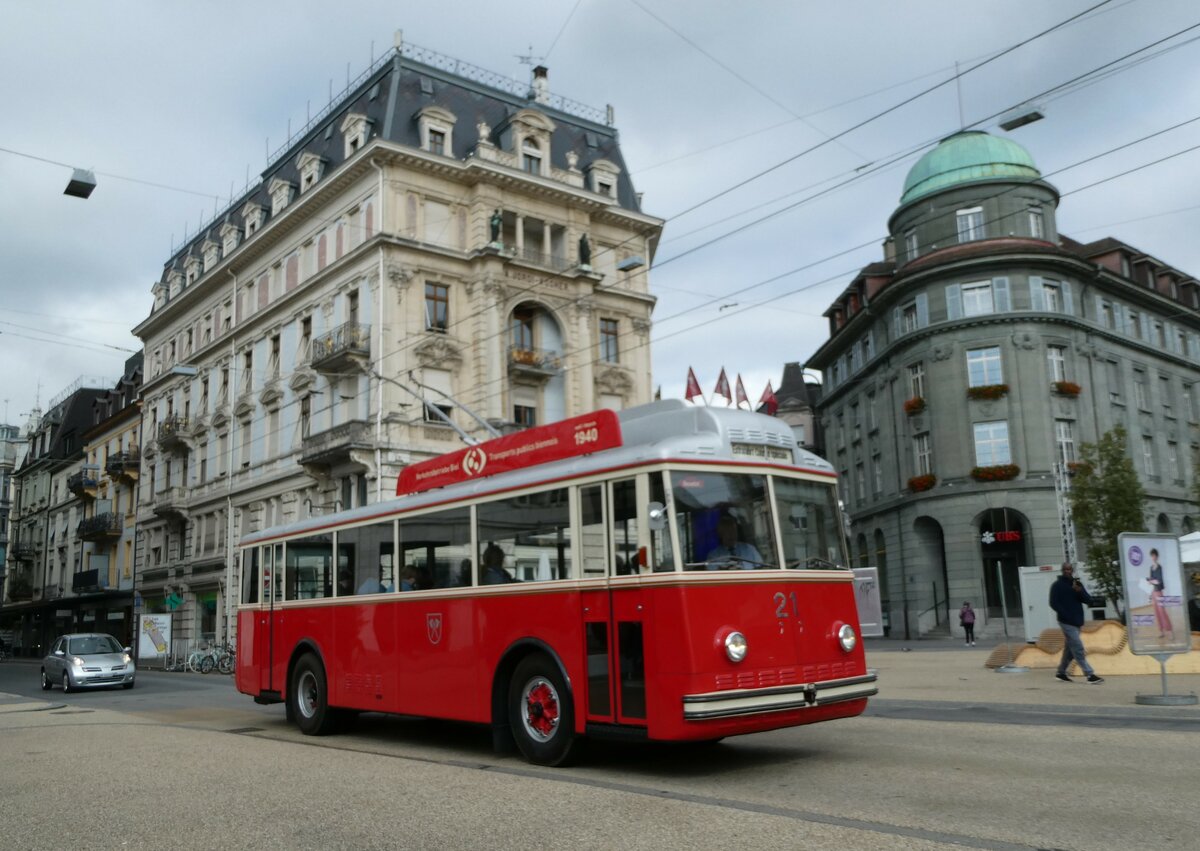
[1068,425,1146,620]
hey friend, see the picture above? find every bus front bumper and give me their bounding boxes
[682,672,878,721]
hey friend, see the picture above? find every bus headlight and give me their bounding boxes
[836,623,858,653]
[724,631,748,663]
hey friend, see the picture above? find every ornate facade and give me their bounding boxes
[131,40,662,648]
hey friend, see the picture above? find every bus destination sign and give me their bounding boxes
[396,409,623,495]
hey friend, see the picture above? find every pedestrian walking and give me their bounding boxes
[959,602,976,645]
[1048,562,1104,684]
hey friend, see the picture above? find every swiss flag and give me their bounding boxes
[735,374,749,408]
[713,368,731,405]
[684,367,702,402]
[759,381,778,416]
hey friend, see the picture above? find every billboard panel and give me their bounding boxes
[138,613,171,658]
[1117,534,1190,655]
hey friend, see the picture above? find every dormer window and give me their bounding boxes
[522,138,542,175]
[242,202,264,237]
[296,152,325,194]
[153,283,167,310]
[167,270,184,299]
[202,240,220,273]
[340,112,371,158]
[220,222,239,256]
[268,177,294,216]
[416,106,456,157]
[587,158,621,199]
[184,256,202,286]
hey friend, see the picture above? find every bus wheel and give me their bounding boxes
[508,654,577,766]
[290,654,336,736]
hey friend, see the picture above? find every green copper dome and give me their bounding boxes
[900,131,1041,206]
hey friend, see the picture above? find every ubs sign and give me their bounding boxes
[981,530,1022,545]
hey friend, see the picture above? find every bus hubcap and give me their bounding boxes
[521,677,559,742]
[298,671,317,718]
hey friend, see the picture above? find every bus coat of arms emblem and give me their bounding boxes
[427,612,443,645]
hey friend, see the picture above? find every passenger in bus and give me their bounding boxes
[337,568,354,596]
[482,543,516,584]
[705,514,764,569]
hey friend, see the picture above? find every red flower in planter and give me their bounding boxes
[903,396,926,415]
[1053,380,1081,397]
[908,474,936,492]
[970,464,1020,482]
[966,384,1008,401]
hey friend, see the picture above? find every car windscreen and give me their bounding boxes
[68,636,121,655]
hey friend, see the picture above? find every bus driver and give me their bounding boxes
[705,514,764,569]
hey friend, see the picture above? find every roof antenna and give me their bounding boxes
[955,60,965,130]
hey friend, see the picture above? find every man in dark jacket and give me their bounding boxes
[1049,562,1104,684]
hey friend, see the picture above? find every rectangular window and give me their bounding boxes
[240,421,251,468]
[338,522,396,595]
[286,534,333,600]
[1047,345,1067,382]
[1107,360,1122,403]
[961,281,994,316]
[1142,435,1155,476]
[1154,321,1166,347]
[908,362,926,399]
[905,230,918,260]
[1128,310,1141,339]
[1101,301,1115,329]
[1055,419,1075,465]
[872,453,883,496]
[1029,207,1044,239]
[1160,376,1173,417]
[428,129,445,156]
[914,433,932,476]
[851,404,861,441]
[956,207,984,242]
[422,368,454,424]
[299,395,311,440]
[1042,281,1061,312]
[398,506,472,588]
[600,318,619,364]
[867,392,877,431]
[973,421,1012,466]
[1185,384,1196,422]
[514,405,536,428]
[902,302,919,332]
[1167,441,1180,480]
[477,487,572,583]
[268,334,281,378]
[425,283,449,332]
[854,464,865,505]
[967,346,1003,387]
[1134,369,1148,410]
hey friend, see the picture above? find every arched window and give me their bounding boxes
[1183,516,1195,534]
[1157,513,1171,533]
[856,533,868,568]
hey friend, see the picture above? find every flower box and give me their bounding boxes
[908,474,936,492]
[1052,380,1081,397]
[903,396,926,415]
[970,464,1020,482]
[1066,461,1090,477]
[966,384,1008,401]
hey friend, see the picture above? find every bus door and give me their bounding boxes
[257,543,282,695]
[579,478,648,727]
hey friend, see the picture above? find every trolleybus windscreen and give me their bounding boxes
[670,472,777,570]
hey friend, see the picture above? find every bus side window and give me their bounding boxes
[241,548,259,604]
[611,478,639,575]
[579,485,606,578]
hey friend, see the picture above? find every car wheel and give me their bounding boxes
[41,669,51,691]
[289,653,337,736]
[508,653,578,766]
[62,671,72,693]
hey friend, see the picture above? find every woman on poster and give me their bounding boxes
[1146,548,1176,641]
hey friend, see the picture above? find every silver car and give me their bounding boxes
[41,633,136,692]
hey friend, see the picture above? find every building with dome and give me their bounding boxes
[807,130,1200,639]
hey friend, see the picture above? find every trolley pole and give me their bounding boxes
[994,560,1028,673]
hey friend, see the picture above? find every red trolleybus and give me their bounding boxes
[235,400,876,765]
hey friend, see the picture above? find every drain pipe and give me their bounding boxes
[370,158,385,502]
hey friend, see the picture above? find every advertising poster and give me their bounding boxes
[1117,534,1190,655]
[137,613,172,659]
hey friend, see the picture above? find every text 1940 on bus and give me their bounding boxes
[235,399,876,766]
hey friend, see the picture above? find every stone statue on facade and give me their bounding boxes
[489,209,502,247]
[579,233,592,269]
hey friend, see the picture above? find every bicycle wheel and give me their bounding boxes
[199,655,215,674]
[218,655,235,675]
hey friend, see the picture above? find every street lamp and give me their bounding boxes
[64,168,97,199]
[999,105,1045,132]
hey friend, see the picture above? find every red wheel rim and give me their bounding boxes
[521,676,560,742]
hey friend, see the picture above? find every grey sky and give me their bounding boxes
[3,0,1198,423]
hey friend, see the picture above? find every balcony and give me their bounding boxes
[508,346,563,379]
[157,416,192,453]
[77,512,123,542]
[12,542,39,561]
[67,470,99,499]
[153,486,189,520]
[71,568,110,594]
[4,570,33,602]
[310,322,370,375]
[511,245,571,272]
[106,448,141,481]
[299,419,373,470]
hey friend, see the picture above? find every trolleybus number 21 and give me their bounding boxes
[573,426,601,445]
[774,591,800,619]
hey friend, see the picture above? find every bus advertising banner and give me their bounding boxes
[138,613,171,659]
[1117,533,1190,655]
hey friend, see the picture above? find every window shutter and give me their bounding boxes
[993,277,1011,312]
[1029,276,1045,312]
[1140,312,1150,339]
[945,285,961,320]
[1061,280,1074,315]
[893,307,901,340]
[916,293,929,327]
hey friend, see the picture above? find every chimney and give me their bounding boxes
[531,65,549,104]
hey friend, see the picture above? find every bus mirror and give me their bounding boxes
[647,502,666,531]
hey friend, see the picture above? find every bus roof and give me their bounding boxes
[239,399,833,547]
